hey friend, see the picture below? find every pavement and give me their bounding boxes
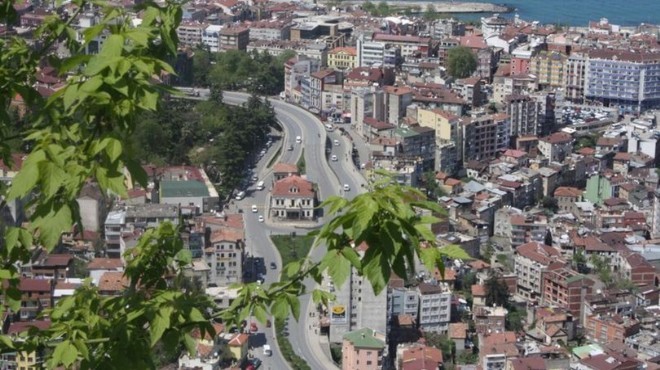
[178,89,371,370]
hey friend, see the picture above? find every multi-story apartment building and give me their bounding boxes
[342,328,386,370]
[505,94,540,137]
[585,49,660,113]
[387,280,419,323]
[564,51,588,103]
[394,126,436,172]
[201,25,223,52]
[372,33,432,58]
[329,245,387,343]
[416,283,452,334]
[177,21,207,47]
[328,47,358,70]
[104,204,180,259]
[219,26,249,51]
[248,19,292,41]
[493,72,538,104]
[17,278,51,321]
[384,86,413,125]
[584,313,640,345]
[357,37,401,68]
[351,87,386,139]
[541,266,593,319]
[309,69,340,113]
[514,241,562,300]
[538,131,573,162]
[481,14,508,39]
[204,227,244,287]
[529,51,567,89]
[479,331,519,370]
[460,113,510,162]
[510,214,548,247]
[473,306,507,335]
[270,175,316,221]
[322,84,348,113]
[283,56,321,101]
[615,251,656,287]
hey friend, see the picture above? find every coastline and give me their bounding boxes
[340,1,513,14]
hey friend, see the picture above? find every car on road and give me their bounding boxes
[270,262,276,269]
[258,215,264,222]
[343,184,350,191]
[295,135,302,143]
[247,358,262,370]
[252,205,258,213]
[334,139,340,146]
[325,123,334,131]
[235,191,246,200]
[287,145,294,151]
[263,344,272,356]
[331,155,337,161]
[251,175,258,182]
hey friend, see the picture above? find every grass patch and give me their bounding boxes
[271,234,315,275]
[297,148,306,174]
[267,146,282,168]
[275,319,312,370]
[330,343,342,365]
[271,234,315,370]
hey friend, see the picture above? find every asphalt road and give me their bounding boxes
[180,88,366,370]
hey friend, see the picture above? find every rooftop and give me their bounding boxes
[343,327,385,349]
[160,180,210,198]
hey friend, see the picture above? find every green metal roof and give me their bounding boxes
[160,180,209,198]
[342,328,385,349]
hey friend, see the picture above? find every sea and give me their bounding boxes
[450,0,660,27]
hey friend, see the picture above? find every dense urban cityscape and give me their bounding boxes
[1,0,660,370]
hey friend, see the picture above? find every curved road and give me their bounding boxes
[219,91,367,370]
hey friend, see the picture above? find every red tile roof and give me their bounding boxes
[87,258,124,270]
[401,345,443,370]
[273,162,299,174]
[98,271,129,292]
[449,322,468,339]
[42,254,73,267]
[272,175,315,197]
[516,242,562,265]
[471,284,486,297]
[541,132,572,144]
[554,186,582,198]
[19,278,51,292]
[210,228,244,243]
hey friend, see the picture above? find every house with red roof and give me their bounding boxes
[514,242,564,300]
[397,343,443,370]
[270,175,316,221]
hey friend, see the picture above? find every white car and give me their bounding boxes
[295,136,302,143]
[258,215,264,222]
[334,139,340,146]
[252,205,258,213]
[331,155,338,161]
[343,184,350,191]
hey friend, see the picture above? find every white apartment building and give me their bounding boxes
[329,246,387,343]
[204,227,244,287]
[416,282,452,334]
[202,25,223,53]
[514,241,562,300]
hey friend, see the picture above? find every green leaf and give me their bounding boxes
[7,150,45,200]
[125,29,150,46]
[38,161,67,197]
[80,75,103,93]
[175,249,192,266]
[253,304,268,323]
[32,203,73,249]
[341,247,362,270]
[419,246,441,274]
[362,251,389,296]
[284,260,301,278]
[438,244,471,260]
[150,307,172,346]
[100,34,124,58]
[183,333,196,356]
[285,293,300,320]
[322,251,351,289]
[270,296,289,320]
[53,340,78,367]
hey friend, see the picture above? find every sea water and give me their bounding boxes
[450,0,659,26]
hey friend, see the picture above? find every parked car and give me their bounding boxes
[270,262,276,269]
[287,145,294,151]
[258,215,264,222]
[331,155,337,161]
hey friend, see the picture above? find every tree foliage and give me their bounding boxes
[194,49,294,95]
[446,46,477,78]
[484,271,510,307]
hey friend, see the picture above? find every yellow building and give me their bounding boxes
[16,351,40,369]
[529,51,567,88]
[327,47,357,70]
[416,108,460,143]
[228,333,249,360]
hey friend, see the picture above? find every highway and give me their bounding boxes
[218,91,367,370]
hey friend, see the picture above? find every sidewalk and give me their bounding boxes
[302,299,339,370]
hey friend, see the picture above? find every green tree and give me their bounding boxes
[544,229,553,246]
[506,307,524,332]
[423,332,455,360]
[446,46,477,78]
[541,196,559,213]
[376,1,391,16]
[484,271,509,307]
[423,4,437,21]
